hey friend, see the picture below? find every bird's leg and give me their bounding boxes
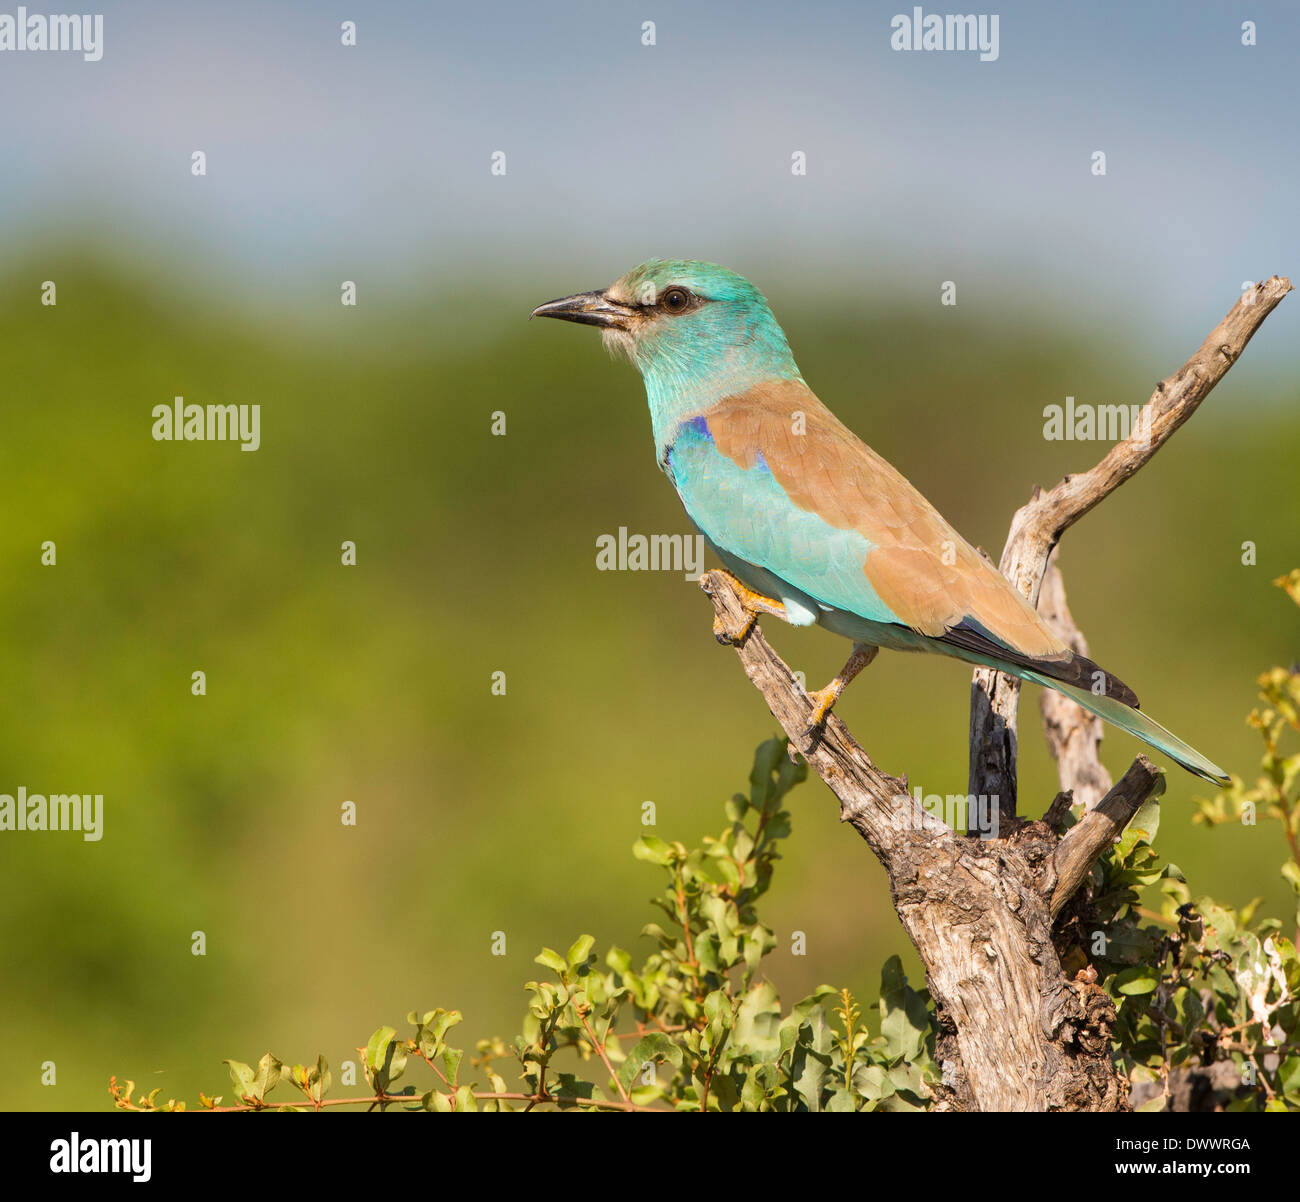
[804,642,879,737]
[711,569,790,645]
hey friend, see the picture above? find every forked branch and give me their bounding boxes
[970,276,1293,817]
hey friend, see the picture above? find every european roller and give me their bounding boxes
[532,259,1229,786]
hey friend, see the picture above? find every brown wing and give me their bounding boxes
[702,379,1138,705]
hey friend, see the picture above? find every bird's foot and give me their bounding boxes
[800,643,879,746]
[713,609,756,646]
[711,572,788,645]
[802,683,847,745]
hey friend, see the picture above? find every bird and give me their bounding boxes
[532,259,1230,786]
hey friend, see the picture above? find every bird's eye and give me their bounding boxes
[661,287,691,313]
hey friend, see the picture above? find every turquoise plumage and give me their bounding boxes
[533,259,1229,785]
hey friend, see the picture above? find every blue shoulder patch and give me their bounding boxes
[662,414,713,474]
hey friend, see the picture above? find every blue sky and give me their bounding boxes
[1,1,1296,361]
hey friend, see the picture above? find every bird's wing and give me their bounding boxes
[666,378,1137,704]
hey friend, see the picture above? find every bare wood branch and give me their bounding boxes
[1050,757,1164,918]
[970,276,1293,815]
[1036,553,1112,812]
[1043,790,1075,832]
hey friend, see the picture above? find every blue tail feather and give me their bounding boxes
[1021,670,1230,786]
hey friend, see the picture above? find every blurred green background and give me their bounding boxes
[1,253,1295,1109]
[1,0,1298,1110]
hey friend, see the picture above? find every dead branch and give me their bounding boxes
[1037,553,1112,812]
[970,276,1293,818]
[1050,757,1164,918]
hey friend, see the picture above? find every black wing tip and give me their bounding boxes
[940,620,1140,709]
[1072,654,1140,709]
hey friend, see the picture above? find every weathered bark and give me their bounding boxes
[1050,757,1162,919]
[969,275,1294,818]
[699,277,1291,1112]
[1036,554,1112,813]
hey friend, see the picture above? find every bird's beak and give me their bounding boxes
[530,290,636,330]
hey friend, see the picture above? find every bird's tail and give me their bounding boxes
[1021,671,1230,786]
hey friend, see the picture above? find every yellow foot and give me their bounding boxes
[713,608,757,646]
[801,643,879,744]
[802,683,843,741]
[710,571,789,645]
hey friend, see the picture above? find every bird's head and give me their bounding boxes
[531,259,800,393]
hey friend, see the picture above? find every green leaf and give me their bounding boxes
[441,1046,464,1087]
[616,1032,683,1093]
[605,946,632,974]
[364,1027,406,1094]
[790,1044,831,1112]
[454,1085,478,1111]
[749,738,784,808]
[733,981,782,1058]
[223,1059,255,1098]
[764,813,792,840]
[433,1010,463,1040]
[825,1087,857,1112]
[221,1053,281,1104]
[887,1061,930,1100]
[310,1055,330,1102]
[879,956,930,1062]
[852,1063,890,1101]
[422,1089,453,1112]
[1114,965,1160,995]
[552,1073,594,1103]
[249,1053,282,1102]
[778,987,836,1059]
[533,947,567,975]
[632,836,674,866]
[365,1026,397,1071]
[1119,795,1163,856]
[1279,1056,1300,1099]
[740,1065,769,1110]
[566,934,596,968]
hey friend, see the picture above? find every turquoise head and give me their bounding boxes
[532,259,803,448]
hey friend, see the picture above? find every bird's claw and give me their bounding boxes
[801,685,840,746]
[709,571,789,645]
[799,645,877,746]
[713,608,757,646]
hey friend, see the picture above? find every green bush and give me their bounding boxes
[111,574,1300,1113]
